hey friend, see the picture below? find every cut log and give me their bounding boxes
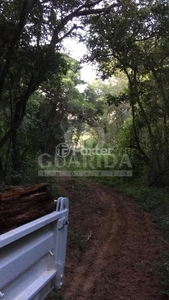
[0,183,56,234]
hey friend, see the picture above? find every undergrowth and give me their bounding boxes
[45,289,63,300]
[98,176,169,296]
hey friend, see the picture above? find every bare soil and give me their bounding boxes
[55,178,167,300]
[0,178,168,300]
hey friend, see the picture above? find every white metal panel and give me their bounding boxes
[0,211,60,248]
[14,269,57,300]
[0,197,69,300]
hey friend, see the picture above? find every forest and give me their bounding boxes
[0,0,169,187]
[1,1,169,298]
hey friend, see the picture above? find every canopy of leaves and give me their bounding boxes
[85,0,169,184]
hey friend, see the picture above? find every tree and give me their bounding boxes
[0,0,119,179]
[85,0,169,184]
[2,56,90,180]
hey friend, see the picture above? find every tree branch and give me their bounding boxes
[0,0,38,102]
[51,1,118,46]
[58,25,84,43]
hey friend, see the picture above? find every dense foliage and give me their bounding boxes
[85,0,169,185]
[0,0,114,182]
[0,0,169,186]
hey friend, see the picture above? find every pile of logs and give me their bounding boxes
[0,183,56,234]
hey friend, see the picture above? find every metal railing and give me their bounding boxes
[0,197,69,300]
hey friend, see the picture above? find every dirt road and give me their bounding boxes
[52,178,167,300]
[0,178,166,299]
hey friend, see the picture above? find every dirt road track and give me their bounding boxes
[49,179,167,300]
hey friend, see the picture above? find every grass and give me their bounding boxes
[114,182,169,238]
[49,171,169,295]
[46,172,169,296]
[106,178,169,296]
[69,229,87,250]
[45,289,63,300]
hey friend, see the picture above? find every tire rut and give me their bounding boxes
[63,190,127,300]
[52,179,166,300]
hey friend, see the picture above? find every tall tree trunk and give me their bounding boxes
[11,129,21,184]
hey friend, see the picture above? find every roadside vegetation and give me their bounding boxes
[113,181,169,296]
[1,0,169,296]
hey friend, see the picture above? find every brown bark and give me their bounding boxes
[0,183,56,234]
